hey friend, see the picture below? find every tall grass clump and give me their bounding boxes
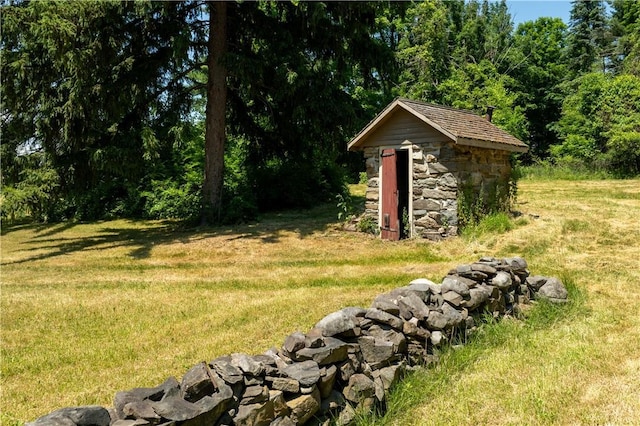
[518,159,612,181]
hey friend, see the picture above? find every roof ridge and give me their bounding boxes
[397,97,480,117]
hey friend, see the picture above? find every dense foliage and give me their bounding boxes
[2,0,639,223]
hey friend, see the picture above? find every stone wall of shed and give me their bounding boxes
[411,142,458,240]
[364,142,511,240]
[363,143,514,240]
[363,146,380,220]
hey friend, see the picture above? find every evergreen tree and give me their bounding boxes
[1,1,403,222]
[610,0,640,75]
[565,0,610,75]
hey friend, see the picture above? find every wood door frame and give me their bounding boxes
[378,142,413,239]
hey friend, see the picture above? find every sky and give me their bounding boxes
[506,0,573,27]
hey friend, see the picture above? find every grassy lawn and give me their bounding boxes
[1,179,640,425]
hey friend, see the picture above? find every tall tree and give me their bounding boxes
[202,1,227,222]
[565,0,610,75]
[1,1,200,218]
[511,18,568,158]
[610,0,640,75]
[2,1,403,222]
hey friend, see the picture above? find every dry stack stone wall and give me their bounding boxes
[28,257,568,426]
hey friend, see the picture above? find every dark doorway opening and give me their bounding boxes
[396,150,410,239]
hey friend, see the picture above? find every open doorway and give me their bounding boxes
[380,148,410,240]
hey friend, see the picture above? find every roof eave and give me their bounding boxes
[457,137,529,153]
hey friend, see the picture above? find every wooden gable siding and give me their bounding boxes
[358,109,449,148]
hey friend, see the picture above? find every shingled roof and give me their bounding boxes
[348,98,529,153]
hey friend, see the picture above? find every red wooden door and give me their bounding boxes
[381,149,399,240]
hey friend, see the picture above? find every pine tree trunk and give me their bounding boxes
[202,1,227,224]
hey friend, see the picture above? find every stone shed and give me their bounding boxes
[347,98,528,240]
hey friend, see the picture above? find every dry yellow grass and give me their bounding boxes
[1,179,640,425]
[372,179,640,426]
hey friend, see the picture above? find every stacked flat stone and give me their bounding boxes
[27,257,567,426]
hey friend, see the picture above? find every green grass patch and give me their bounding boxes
[461,212,514,239]
[357,275,587,426]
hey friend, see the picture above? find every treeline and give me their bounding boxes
[1,0,639,224]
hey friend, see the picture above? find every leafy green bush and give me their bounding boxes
[0,156,61,223]
[357,215,379,235]
[142,179,202,222]
[358,172,368,184]
[551,73,640,177]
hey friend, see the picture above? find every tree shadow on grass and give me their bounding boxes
[1,201,345,266]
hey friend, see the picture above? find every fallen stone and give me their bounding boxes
[526,275,548,291]
[26,406,111,426]
[537,277,568,302]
